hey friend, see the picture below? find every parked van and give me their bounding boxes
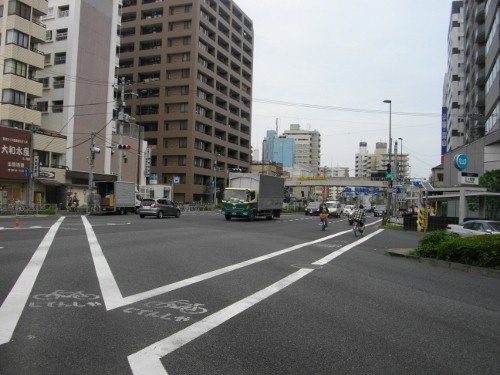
[326,201,342,218]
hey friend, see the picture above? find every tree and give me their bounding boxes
[479,169,500,219]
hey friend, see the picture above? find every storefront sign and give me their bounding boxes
[0,127,31,180]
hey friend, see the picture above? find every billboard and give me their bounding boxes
[0,126,31,181]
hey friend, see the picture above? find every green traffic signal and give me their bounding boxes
[386,173,392,179]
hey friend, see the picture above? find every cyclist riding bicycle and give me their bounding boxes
[352,205,366,233]
[319,202,329,229]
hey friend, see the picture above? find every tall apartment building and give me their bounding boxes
[442,0,500,186]
[283,124,321,175]
[443,1,465,152]
[0,0,48,203]
[119,0,254,203]
[37,0,135,199]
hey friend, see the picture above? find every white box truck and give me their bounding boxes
[221,173,284,221]
[95,181,137,214]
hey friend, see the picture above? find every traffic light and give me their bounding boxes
[386,163,392,179]
[116,144,131,150]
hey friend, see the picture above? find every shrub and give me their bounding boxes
[436,235,500,269]
[415,230,457,258]
[414,231,500,269]
[38,207,56,215]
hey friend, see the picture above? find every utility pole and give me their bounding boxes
[87,131,100,215]
[117,77,126,181]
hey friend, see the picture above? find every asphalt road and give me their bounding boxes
[0,212,499,375]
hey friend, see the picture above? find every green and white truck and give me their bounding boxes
[221,173,284,221]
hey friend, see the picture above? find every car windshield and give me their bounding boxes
[375,205,386,210]
[223,189,255,202]
[307,203,320,208]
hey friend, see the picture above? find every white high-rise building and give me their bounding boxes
[37,1,138,185]
[283,124,321,175]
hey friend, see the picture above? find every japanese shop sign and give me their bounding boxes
[0,126,31,180]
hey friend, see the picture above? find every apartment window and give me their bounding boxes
[184,20,191,29]
[181,86,189,95]
[180,103,188,113]
[179,138,187,148]
[182,52,190,61]
[180,120,188,130]
[56,29,68,41]
[6,29,29,48]
[183,36,191,45]
[45,30,53,41]
[184,5,192,13]
[2,89,25,106]
[8,1,31,21]
[54,52,66,65]
[44,53,51,65]
[37,101,48,112]
[40,77,49,88]
[178,156,186,166]
[52,100,63,113]
[181,69,190,78]
[58,5,69,17]
[4,59,27,77]
[43,6,54,19]
[0,5,3,17]
[53,76,64,89]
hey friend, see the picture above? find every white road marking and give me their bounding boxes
[128,269,314,375]
[128,228,382,374]
[81,216,124,310]
[0,217,65,346]
[85,217,382,310]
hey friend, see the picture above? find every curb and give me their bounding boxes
[385,248,500,280]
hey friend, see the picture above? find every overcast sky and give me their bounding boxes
[235,0,453,179]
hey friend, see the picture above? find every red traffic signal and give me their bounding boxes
[117,144,131,150]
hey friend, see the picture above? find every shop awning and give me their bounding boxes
[37,179,64,186]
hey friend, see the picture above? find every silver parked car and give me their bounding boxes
[446,220,500,237]
[139,198,181,219]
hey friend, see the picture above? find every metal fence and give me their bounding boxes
[0,204,59,216]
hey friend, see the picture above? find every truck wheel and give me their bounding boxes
[140,215,145,218]
[266,215,273,220]
[157,211,164,219]
[247,212,255,221]
[175,210,181,218]
[225,215,231,221]
[119,208,127,215]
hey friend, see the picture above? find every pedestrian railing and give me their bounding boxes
[0,203,59,216]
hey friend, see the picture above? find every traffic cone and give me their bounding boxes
[15,216,20,229]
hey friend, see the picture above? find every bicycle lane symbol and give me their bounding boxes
[29,290,102,308]
[123,300,209,323]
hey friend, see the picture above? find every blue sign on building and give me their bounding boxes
[454,154,469,170]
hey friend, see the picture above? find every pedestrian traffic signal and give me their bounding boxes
[116,144,131,150]
[386,163,392,179]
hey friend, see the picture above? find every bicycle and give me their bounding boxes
[320,213,328,231]
[353,220,364,237]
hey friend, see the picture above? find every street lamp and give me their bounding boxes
[383,99,392,218]
[398,137,403,182]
